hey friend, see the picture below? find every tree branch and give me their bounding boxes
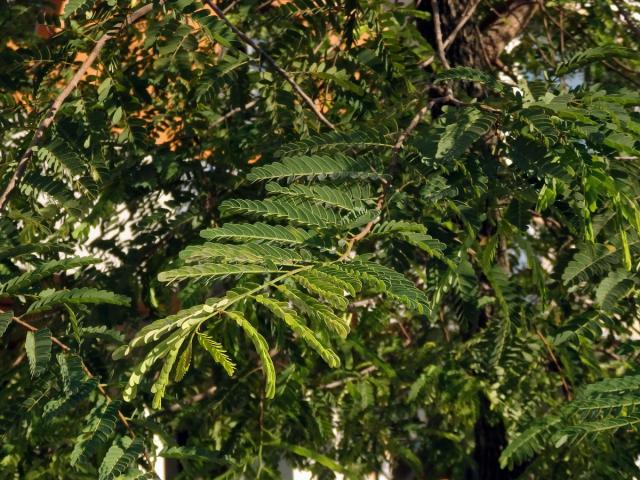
[536,329,573,400]
[420,0,482,68]
[202,0,335,130]
[430,0,451,69]
[209,98,259,129]
[0,3,156,213]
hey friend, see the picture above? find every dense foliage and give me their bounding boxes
[2,0,640,478]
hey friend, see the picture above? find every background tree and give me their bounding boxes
[1,0,640,478]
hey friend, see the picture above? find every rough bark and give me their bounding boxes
[419,0,540,70]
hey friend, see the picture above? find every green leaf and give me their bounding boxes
[219,198,348,229]
[246,154,369,181]
[25,328,52,377]
[579,375,640,398]
[70,402,120,467]
[436,109,497,162]
[159,446,219,461]
[0,257,100,294]
[58,353,87,395]
[562,243,621,284]
[396,231,449,263]
[0,243,72,261]
[179,242,312,266]
[123,328,193,402]
[339,261,430,314]
[197,332,236,376]
[0,310,12,338]
[151,334,187,408]
[27,288,130,313]
[276,124,396,156]
[200,223,314,245]
[285,443,346,474]
[158,263,281,283]
[99,436,145,480]
[278,285,349,338]
[595,269,635,312]
[499,415,563,469]
[62,0,94,18]
[174,337,193,382]
[43,378,99,421]
[114,303,213,357]
[292,270,349,309]
[265,182,369,212]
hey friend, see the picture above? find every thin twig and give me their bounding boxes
[526,33,556,67]
[559,8,565,58]
[209,98,259,129]
[393,104,430,154]
[12,315,71,351]
[167,384,218,412]
[536,329,573,400]
[338,192,385,260]
[392,91,461,155]
[603,60,640,88]
[202,0,335,130]
[0,3,156,213]
[430,0,451,70]
[321,365,377,389]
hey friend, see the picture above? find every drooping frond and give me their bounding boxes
[255,295,340,367]
[338,261,430,314]
[223,310,276,398]
[278,284,350,338]
[122,328,191,402]
[500,415,564,469]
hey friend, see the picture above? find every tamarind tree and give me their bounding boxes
[1,0,640,478]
